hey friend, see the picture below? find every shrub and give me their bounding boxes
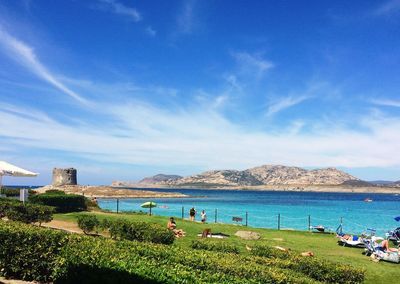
[29,193,87,213]
[105,219,175,245]
[0,198,20,218]
[0,221,365,284]
[251,244,365,284]
[0,188,36,197]
[45,190,66,195]
[0,221,68,282]
[77,215,100,234]
[5,203,54,225]
[190,240,240,254]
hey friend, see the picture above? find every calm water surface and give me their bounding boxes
[98,188,400,236]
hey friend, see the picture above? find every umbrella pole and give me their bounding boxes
[0,175,3,195]
[150,206,152,216]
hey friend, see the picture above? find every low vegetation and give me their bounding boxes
[0,221,365,283]
[0,198,53,225]
[29,193,87,213]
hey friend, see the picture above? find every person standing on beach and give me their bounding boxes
[201,210,207,223]
[189,207,196,221]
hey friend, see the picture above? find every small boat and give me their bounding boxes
[364,198,373,202]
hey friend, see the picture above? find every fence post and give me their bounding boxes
[245,211,248,226]
[116,198,119,214]
[308,215,311,231]
[181,206,184,220]
[278,213,280,230]
[215,208,217,223]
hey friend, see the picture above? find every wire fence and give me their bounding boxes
[98,198,394,235]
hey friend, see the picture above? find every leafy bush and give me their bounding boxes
[5,203,54,225]
[0,188,36,197]
[190,240,240,254]
[251,244,365,284]
[0,198,20,218]
[29,193,87,213]
[0,221,365,284]
[45,190,66,195]
[77,215,100,234]
[105,218,175,245]
[0,198,53,224]
[0,221,68,282]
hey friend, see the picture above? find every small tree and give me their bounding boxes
[77,215,100,235]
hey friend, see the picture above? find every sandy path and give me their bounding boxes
[41,219,82,234]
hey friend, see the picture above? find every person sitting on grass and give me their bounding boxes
[167,217,185,238]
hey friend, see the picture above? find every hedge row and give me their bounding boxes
[190,240,240,254]
[29,193,87,213]
[0,198,53,225]
[101,217,175,245]
[0,188,36,197]
[251,244,365,284]
[0,221,325,284]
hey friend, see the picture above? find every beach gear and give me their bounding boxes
[363,237,400,263]
[141,201,157,216]
[386,227,400,244]
[0,161,38,192]
[310,225,326,232]
[338,235,365,248]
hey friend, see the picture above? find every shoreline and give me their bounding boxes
[113,183,400,194]
[34,185,189,199]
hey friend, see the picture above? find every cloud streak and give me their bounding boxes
[373,0,400,16]
[97,0,141,21]
[371,98,400,107]
[232,51,274,79]
[0,27,88,104]
[266,95,310,117]
[176,0,197,34]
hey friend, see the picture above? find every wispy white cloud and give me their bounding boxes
[371,98,400,107]
[373,0,400,16]
[97,0,141,21]
[145,26,156,37]
[232,51,274,78]
[0,26,88,104]
[266,95,310,117]
[1,97,400,171]
[176,0,197,34]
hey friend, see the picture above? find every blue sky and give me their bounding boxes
[0,0,399,185]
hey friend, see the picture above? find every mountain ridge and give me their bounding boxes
[116,165,362,187]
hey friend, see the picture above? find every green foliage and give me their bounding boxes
[105,218,175,245]
[251,244,365,284]
[77,215,100,234]
[0,221,68,282]
[0,188,36,197]
[190,240,240,254]
[29,193,87,213]
[45,190,66,195]
[0,198,20,218]
[5,203,54,225]
[0,221,365,284]
[0,198,53,224]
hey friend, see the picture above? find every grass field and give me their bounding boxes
[54,211,400,284]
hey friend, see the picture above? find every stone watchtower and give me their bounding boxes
[52,168,77,186]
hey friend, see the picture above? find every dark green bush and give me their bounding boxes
[45,189,66,195]
[0,188,36,197]
[105,219,175,245]
[190,240,240,254]
[5,203,54,225]
[251,244,365,284]
[0,221,68,282]
[0,221,365,284]
[29,193,87,213]
[77,215,100,234]
[0,198,20,217]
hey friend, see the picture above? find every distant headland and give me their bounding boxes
[112,164,400,194]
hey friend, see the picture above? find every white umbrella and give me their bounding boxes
[0,161,38,190]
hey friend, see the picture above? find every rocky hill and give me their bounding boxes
[140,174,182,184]
[128,165,360,187]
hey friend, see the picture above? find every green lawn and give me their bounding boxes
[54,211,400,284]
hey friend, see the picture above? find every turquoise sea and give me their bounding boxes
[98,188,400,236]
